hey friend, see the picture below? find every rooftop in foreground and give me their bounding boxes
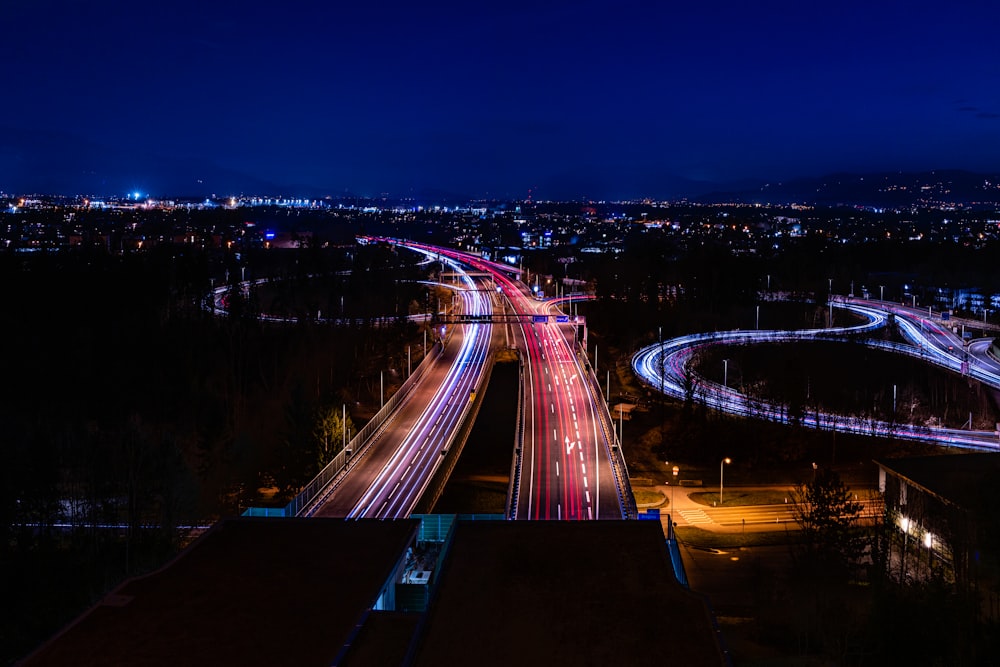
[23,518,418,667]
[23,516,726,666]
[412,520,726,666]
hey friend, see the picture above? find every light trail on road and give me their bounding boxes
[308,247,494,519]
[374,238,627,519]
[633,299,1000,450]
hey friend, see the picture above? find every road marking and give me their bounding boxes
[586,490,591,503]
[678,509,713,525]
[556,461,560,477]
[583,476,588,488]
[558,503,562,520]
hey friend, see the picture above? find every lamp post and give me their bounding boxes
[879,285,884,302]
[723,359,729,388]
[671,465,679,515]
[719,457,731,505]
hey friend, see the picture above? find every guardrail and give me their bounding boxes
[580,345,637,520]
[506,352,525,520]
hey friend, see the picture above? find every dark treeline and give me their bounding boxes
[530,234,1000,355]
[0,242,431,663]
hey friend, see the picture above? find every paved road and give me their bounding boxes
[402,242,624,520]
[310,258,493,518]
[497,277,621,519]
[634,299,1000,449]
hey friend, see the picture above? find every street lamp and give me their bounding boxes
[719,457,731,505]
[723,359,729,388]
[879,285,884,302]
[671,465,679,515]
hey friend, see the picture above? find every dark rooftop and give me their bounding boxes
[877,452,1000,511]
[23,517,726,666]
[23,518,418,667]
[411,520,726,667]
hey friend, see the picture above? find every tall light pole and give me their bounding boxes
[880,285,884,302]
[659,326,665,447]
[671,465,679,516]
[723,359,729,388]
[720,457,731,505]
[828,278,833,327]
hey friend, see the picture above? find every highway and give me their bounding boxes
[633,298,1000,450]
[375,238,628,520]
[514,290,624,520]
[306,251,494,518]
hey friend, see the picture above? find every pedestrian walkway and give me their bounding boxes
[677,508,712,525]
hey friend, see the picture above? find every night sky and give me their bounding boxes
[4,0,1000,199]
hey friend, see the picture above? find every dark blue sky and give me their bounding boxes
[4,0,1000,199]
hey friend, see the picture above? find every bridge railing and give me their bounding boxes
[580,344,636,520]
[506,352,525,520]
[285,340,444,517]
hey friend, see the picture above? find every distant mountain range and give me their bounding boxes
[3,124,1000,207]
[695,170,1000,207]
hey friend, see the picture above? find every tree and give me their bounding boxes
[313,405,356,471]
[792,467,865,579]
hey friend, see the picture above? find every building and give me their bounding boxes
[876,453,1000,612]
[23,516,727,666]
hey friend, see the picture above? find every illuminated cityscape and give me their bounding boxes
[7,0,1000,664]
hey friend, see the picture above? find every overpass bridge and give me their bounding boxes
[244,238,628,521]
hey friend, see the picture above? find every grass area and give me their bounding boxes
[675,526,803,550]
[632,489,665,507]
[688,490,793,508]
